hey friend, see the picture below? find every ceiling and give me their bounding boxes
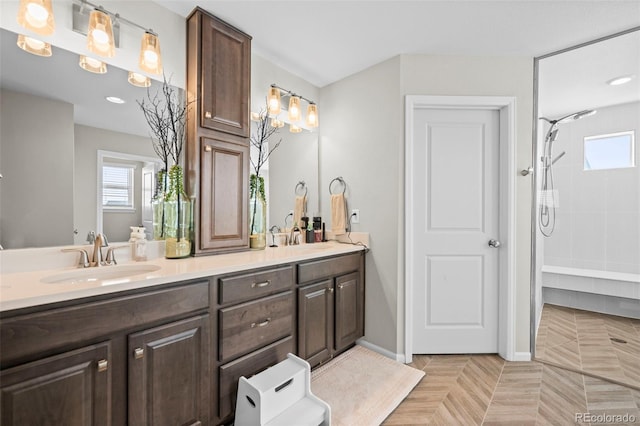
[153,0,640,89]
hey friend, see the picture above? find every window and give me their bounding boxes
[102,163,135,210]
[584,131,635,171]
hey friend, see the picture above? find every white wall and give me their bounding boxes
[319,54,534,356]
[543,101,640,274]
[0,89,75,249]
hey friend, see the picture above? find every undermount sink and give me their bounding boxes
[41,264,161,285]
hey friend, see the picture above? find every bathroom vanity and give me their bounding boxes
[0,243,365,425]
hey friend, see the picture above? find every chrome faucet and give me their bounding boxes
[289,226,301,245]
[62,231,113,267]
[90,233,108,266]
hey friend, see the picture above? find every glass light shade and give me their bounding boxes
[79,55,107,74]
[250,112,261,121]
[128,71,151,88]
[139,32,162,75]
[270,118,285,128]
[306,103,319,128]
[289,124,302,133]
[267,86,281,116]
[17,0,55,36]
[288,96,301,122]
[87,9,115,58]
[17,34,52,57]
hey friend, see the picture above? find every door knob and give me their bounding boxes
[488,239,501,248]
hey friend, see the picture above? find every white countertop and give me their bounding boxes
[0,241,366,313]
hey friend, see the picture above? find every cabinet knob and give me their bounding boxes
[134,347,144,359]
[204,145,212,152]
[251,280,270,289]
[338,284,344,289]
[205,111,212,119]
[97,359,108,372]
[251,318,271,328]
[328,287,334,293]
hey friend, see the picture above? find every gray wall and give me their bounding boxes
[319,54,534,355]
[543,101,640,275]
[74,124,156,244]
[0,89,74,248]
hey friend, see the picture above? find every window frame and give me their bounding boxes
[583,130,636,171]
[102,162,136,212]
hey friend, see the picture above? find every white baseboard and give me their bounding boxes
[356,339,404,363]
[512,352,532,362]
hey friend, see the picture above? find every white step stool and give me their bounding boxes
[234,353,331,426]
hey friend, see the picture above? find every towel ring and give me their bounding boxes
[329,177,346,195]
[295,181,307,197]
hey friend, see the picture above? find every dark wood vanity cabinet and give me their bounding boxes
[0,281,211,426]
[0,250,365,425]
[297,252,365,368]
[186,8,252,255]
[0,342,111,426]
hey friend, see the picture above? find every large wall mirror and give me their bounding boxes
[532,27,640,389]
[0,27,319,250]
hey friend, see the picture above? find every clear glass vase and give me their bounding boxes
[164,165,192,258]
[151,169,167,240]
[249,175,267,250]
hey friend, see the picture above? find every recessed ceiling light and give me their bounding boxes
[607,75,634,86]
[106,96,125,104]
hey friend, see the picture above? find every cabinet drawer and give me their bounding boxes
[218,336,293,420]
[219,291,293,362]
[297,253,361,284]
[219,266,293,305]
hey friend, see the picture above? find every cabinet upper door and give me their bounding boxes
[201,13,251,138]
[0,342,111,426]
[128,315,210,426]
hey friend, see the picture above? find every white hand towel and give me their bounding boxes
[331,193,346,235]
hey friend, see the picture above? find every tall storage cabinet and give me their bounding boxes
[186,8,252,255]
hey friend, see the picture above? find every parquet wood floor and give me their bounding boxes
[384,354,640,425]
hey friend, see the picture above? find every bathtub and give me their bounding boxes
[541,265,640,319]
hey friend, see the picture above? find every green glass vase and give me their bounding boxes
[164,165,192,258]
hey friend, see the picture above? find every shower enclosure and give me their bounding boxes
[532,27,640,389]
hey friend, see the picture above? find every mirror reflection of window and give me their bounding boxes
[102,163,136,211]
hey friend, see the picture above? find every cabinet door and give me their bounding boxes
[0,342,111,426]
[298,280,334,368]
[201,13,251,137]
[335,272,364,352]
[129,315,210,426]
[200,136,249,252]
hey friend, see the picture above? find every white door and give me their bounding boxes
[411,108,500,353]
[141,163,155,240]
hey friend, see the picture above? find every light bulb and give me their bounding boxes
[26,3,48,27]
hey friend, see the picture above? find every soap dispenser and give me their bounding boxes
[129,226,147,261]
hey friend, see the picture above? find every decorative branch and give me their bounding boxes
[250,105,282,179]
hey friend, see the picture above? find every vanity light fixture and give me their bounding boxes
[128,71,151,88]
[79,55,107,74]
[288,96,301,122]
[87,8,115,57]
[17,34,52,57]
[266,84,319,132]
[306,103,319,128]
[267,86,281,116]
[17,0,56,36]
[139,31,162,75]
[607,75,634,86]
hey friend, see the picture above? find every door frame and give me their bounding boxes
[404,95,518,362]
